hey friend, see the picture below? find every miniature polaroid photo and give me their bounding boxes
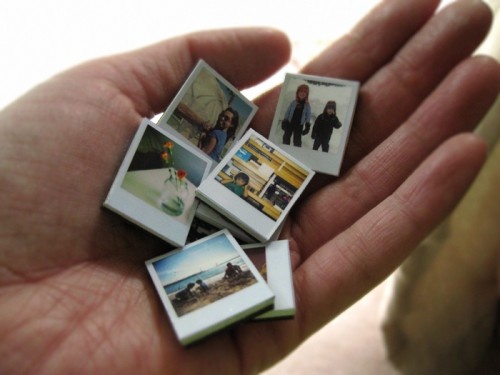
[195,202,286,244]
[103,118,212,247]
[268,73,360,176]
[195,202,256,244]
[196,129,315,243]
[156,60,258,164]
[187,213,255,245]
[145,229,274,345]
[242,240,295,320]
[186,216,222,244]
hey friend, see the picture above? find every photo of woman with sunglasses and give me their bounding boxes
[198,107,240,162]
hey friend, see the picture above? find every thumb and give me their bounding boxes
[57,27,291,118]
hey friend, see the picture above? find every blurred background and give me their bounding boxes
[0,0,383,109]
[1,0,456,110]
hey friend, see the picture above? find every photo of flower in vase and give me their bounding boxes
[103,118,213,247]
[125,124,210,217]
[158,167,189,216]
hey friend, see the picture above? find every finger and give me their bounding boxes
[59,27,291,118]
[252,0,441,132]
[2,27,291,195]
[0,28,291,275]
[292,55,500,255]
[344,0,494,166]
[295,133,487,333]
[301,0,440,80]
[252,0,492,152]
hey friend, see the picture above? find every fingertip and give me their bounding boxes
[186,27,292,87]
[472,53,500,81]
[427,132,488,189]
[440,0,494,33]
[454,132,488,159]
[102,27,292,117]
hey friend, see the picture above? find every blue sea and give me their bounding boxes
[164,256,248,296]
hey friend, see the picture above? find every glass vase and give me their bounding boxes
[159,168,188,216]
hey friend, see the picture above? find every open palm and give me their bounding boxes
[1,1,499,374]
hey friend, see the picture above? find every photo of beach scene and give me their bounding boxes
[151,232,258,317]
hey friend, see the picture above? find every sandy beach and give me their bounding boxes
[170,271,258,317]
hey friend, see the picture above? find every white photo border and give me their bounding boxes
[145,229,274,345]
[196,129,315,243]
[195,202,256,244]
[269,73,360,176]
[242,240,296,320]
[156,59,258,164]
[103,118,213,247]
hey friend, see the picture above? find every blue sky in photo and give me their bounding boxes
[153,233,240,284]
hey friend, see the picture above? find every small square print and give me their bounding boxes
[194,200,285,244]
[268,73,359,175]
[196,129,315,243]
[103,118,212,247]
[145,230,274,345]
[242,240,295,320]
[186,215,222,244]
[156,60,258,164]
[194,202,256,244]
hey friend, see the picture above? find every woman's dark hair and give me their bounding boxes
[220,107,240,142]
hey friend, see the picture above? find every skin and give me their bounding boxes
[0,1,499,374]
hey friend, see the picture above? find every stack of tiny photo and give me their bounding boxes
[146,230,294,345]
[103,60,359,345]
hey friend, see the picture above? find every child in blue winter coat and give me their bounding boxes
[311,101,342,152]
[282,84,312,147]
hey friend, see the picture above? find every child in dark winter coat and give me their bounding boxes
[311,101,342,152]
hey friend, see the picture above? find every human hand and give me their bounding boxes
[1,1,499,375]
